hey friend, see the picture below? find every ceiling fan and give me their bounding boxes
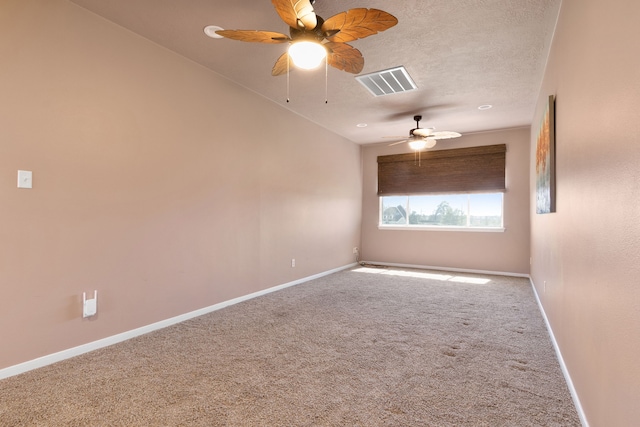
[215,0,398,76]
[388,115,462,150]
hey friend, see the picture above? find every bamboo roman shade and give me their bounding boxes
[377,144,506,195]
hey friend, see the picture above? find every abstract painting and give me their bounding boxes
[535,95,556,213]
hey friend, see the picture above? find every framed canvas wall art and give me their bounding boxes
[536,95,556,214]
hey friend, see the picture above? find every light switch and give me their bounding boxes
[17,170,32,189]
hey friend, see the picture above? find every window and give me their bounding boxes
[377,144,506,231]
[380,193,504,230]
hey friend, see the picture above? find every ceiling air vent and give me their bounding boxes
[356,66,417,97]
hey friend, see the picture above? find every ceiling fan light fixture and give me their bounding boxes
[408,139,428,150]
[288,41,327,70]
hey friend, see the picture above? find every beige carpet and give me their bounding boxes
[0,266,580,426]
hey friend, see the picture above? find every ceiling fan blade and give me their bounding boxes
[388,139,409,146]
[272,52,291,76]
[424,138,438,148]
[384,104,456,122]
[215,30,290,43]
[271,0,317,30]
[431,131,462,139]
[321,9,398,43]
[325,42,364,74]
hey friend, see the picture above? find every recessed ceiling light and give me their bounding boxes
[204,25,224,39]
[356,123,368,128]
[478,104,493,110]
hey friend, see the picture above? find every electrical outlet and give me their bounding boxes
[291,258,295,267]
[83,291,98,318]
[353,247,359,254]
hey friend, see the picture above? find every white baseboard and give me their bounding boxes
[0,263,357,381]
[529,278,590,427]
[361,260,530,278]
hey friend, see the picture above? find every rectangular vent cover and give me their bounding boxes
[356,66,417,97]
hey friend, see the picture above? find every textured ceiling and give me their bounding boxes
[68,0,561,144]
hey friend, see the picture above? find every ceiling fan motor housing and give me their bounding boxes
[409,115,423,135]
[289,16,326,41]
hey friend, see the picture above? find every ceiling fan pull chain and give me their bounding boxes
[413,150,422,167]
[325,57,328,104]
[286,53,290,103]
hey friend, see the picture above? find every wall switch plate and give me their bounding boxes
[291,258,295,267]
[83,291,98,318]
[17,170,32,189]
[353,247,359,254]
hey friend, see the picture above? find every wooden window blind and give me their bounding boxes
[377,144,506,195]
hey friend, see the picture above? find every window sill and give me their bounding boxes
[378,225,505,233]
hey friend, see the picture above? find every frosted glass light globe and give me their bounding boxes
[289,41,327,70]
[408,137,437,150]
[408,139,428,150]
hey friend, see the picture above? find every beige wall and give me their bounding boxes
[0,0,361,370]
[531,0,640,425]
[361,128,531,275]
